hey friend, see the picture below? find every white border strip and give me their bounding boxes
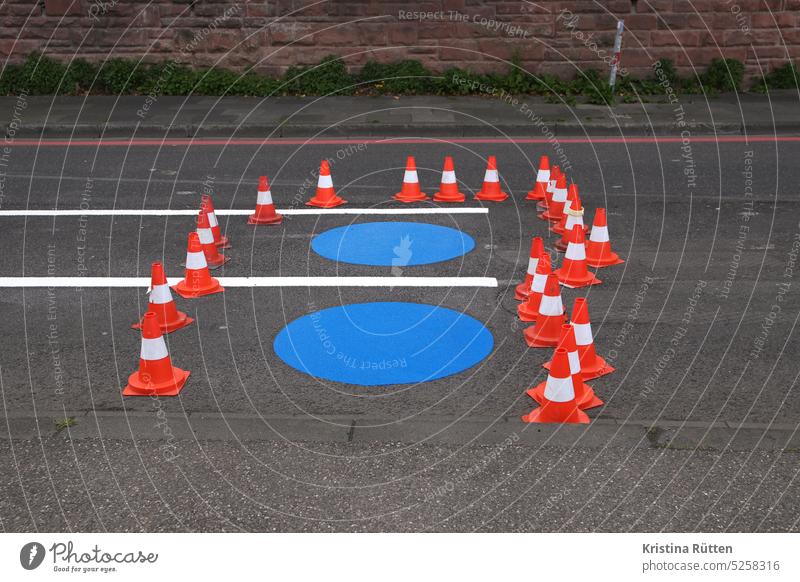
[0,276,498,288]
[0,208,488,217]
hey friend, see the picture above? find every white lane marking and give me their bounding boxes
[0,276,498,288]
[0,208,489,217]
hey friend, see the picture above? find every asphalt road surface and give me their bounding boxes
[1,136,799,532]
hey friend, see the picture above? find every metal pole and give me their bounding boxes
[609,19,625,87]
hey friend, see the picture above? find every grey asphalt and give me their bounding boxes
[1,136,799,532]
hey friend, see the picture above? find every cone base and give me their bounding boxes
[205,254,231,270]
[523,322,563,348]
[536,200,548,211]
[555,269,602,289]
[123,367,190,397]
[475,190,509,202]
[526,381,546,402]
[248,213,284,225]
[393,191,429,203]
[433,191,466,203]
[214,236,231,249]
[578,391,604,410]
[586,254,625,267]
[580,356,615,380]
[514,280,532,301]
[306,196,346,208]
[521,405,590,424]
[172,281,224,299]
[539,210,562,222]
[132,312,193,334]
[517,302,539,322]
[526,190,545,201]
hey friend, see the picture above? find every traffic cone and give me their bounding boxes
[586,208,625,267]
[536,324,604,410]
[248,176,283,225]
[474,155,508,202]
[433,156,465,203]
[523,273,564,348]
[521,347,589,424]
[554,225,601,288]
[196,208,229,269]
[393,156,428,202]
[123,312,190,397]
[132,262,193,334]
[172,232,224,298]
[200,195,230,248]
[555,188,587,251]
[571,297,614,380]
[515,236,544,300]
[517,253,551,322]
[526,155,550,201]
[552,183,576,236]
[306,160,346,208]
[537,165,560,211]
[540,172,568,222]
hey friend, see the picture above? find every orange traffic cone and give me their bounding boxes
[307,160,346,208]
[200,195,230,248]
[123,311,190,397]
[521,347,589,424]
[517,253,552,322]
[586,208,624,267]
[526,155,550,201]
[555,225,601,288]
[515,236,544,300]
[172,232,224,298]
[552,183,576,236]
[538,165,560,211]
[248,176,283,225]
[132,262,193,333]
[571,297,614,380]
[523,273,564,347]
[474,155,508,202]
[555,188,587,251]
[540,172,568,222]
[196,208,229,269]
[536,324,604,410]
[393,156,428,202]
[433,156,465,203]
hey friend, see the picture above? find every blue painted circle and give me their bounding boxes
[311,221,475,267]
[273,302,494,386]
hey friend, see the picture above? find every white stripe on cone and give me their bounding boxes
[403,170,419,183]
[565,242,587,261]
[149,283,173,305]
[442,170,456,183]
[536,169,550,182]
[141,336,169,360]
[590,225,610,243]
[257,190,274,205]
[572,322,593,346]
[185,250,207,270]
[553,187,568,202]
[527,256,539,275]
[197,227,214,245]
[531,273,547,293]
[543,375,575,403]
[568,351,581,374]
[564,215,582,232]
[538,294,563,316]
[207,212,219,228]
[547,179,556,193]
[318,174,333,188]
[483,169,499,182]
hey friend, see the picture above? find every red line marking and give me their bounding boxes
[6,135,800,147]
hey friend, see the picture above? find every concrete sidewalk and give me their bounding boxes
[1,91,798,138]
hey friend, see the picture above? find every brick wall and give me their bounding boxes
[2,0,798,81]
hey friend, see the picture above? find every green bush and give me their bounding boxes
[753,61,798,92]
[282,55,352,95]
[702,58,745,92]
[358,60,436,94]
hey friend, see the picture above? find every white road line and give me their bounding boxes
[0,276,498,288]
[0,208,488,217]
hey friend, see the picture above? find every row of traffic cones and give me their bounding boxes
[393,155,507,203]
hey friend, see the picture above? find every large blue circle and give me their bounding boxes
[273,302,494,386]
[311,221,475,267]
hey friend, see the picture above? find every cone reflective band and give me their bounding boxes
[474,155,508,202]
[521,347,589,424]
[538,165,560,211]
[515,236,544,300]
[201,195,230,248]
[540,173,568,221]
[173,231,224,298]
[523,273,564,347]
[196,209,229,268]
[394,156,428,202]
[517,253,551,322]
[132,262,193,333]
[307,160,346,208]
[123,312,190,397]
[249,175,284,225]
[526,155,550,201]
[586,207,624,267]
[554,225,601,288]
[433,156,465,202]
[570,297,614,379]
[535,324,603,410]
[551,184,573,236]
[556,187,587,251]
